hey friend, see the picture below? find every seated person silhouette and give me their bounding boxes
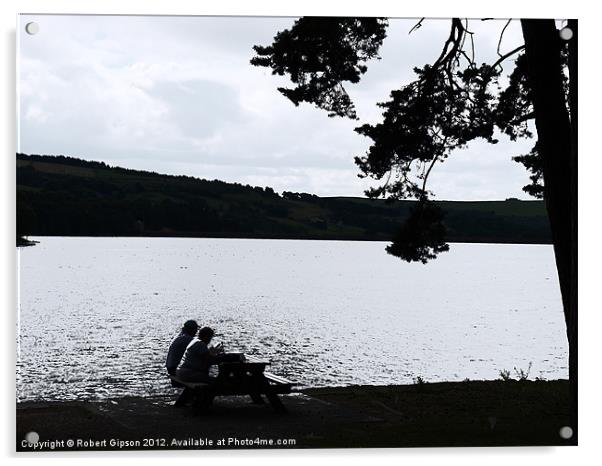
[165,320,199,376]
[176,326,231,383]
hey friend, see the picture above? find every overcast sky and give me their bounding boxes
[18,14,536,200]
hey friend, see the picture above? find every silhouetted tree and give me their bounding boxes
[252,17,577,437]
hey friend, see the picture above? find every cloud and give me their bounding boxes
[18,14,535,200]
[151,79,245,140]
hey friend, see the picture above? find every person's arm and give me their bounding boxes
[193,342,220,367]
[207,352,225,365]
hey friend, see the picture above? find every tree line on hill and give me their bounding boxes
[17,153,551,244]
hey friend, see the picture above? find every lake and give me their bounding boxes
[16,237,568,402]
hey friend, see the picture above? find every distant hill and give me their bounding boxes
[16,153,552,244]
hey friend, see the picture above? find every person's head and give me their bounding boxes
[182,320,199,337]
[198,326,215,344]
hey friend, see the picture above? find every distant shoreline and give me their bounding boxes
[17,233,553,246]
[16,236,38,247]
[17,154,553,246]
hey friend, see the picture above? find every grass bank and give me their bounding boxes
[16,379,572,451]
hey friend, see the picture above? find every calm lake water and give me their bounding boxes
[17,237,568,402]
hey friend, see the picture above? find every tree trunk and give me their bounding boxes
[567,18,578,443]
[521,19,577,443]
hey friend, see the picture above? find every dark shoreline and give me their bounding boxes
[17,379,573,450]
[17,234,553,245]
[16,236,38,247]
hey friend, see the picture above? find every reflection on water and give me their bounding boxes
[17,237,567,401]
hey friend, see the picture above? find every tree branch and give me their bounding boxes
[497,19,513,57]
[511,111,535,124]
[409,18,425,35]
[432,19,465,70]
[421,156,439,198]
[492,45,526,70]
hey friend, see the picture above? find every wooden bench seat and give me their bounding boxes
[263,371,296,392]
[169,375,210,390]
[169,367,295,413]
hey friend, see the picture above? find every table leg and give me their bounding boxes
[174,387,192,407]
[247,371,267,405]
[192,388,214,414]
[249,393,265,404]
[265,389,287,413]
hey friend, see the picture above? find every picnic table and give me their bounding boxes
[169,354,295,413]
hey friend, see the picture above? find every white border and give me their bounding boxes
[3,1,600,464]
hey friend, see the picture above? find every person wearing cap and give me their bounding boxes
[165,320,199,376]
